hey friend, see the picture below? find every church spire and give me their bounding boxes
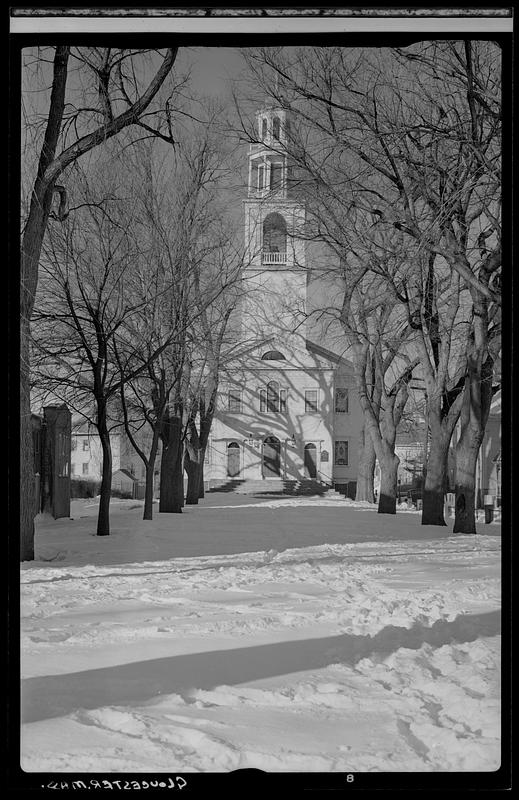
[242,104,308,348]
[248,106,291,199]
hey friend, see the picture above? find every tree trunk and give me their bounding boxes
[143,465,155,521]
[198,456,205,499]
[355,425,376,503]
[20,47,71,560]
[159,415,184,513]
[185,454,201,505]
[96,404,112,536]
[143,436,158,522]
[185,418,202,504]
[377,451,399,514]
[453,357,493,534]
[421,434,450,526]
[142,430,160,521]
[453,436,481,534]
[20,321,35,561]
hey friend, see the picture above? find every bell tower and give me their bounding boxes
[242,106,308,353]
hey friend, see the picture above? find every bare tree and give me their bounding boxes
[381,251,468,524]
[20,46,178,559]
[243,41,501,529]
[341,269,418,513]
[386,42,501,531]
[114,126,243,516]
[32,163,184,536]
[183,302,235,505]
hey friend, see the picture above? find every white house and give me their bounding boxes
[70,426,121,481]
[476,390,501,507]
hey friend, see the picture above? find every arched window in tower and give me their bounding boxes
[262,213,287,262]
[261,117,267,140]
[272,116,280,140]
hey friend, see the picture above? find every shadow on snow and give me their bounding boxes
[22,609,500,724]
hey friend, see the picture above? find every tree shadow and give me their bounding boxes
[22,609,500,724]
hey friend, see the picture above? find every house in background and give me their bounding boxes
[112,468,144,499]
[70,425,121,481]
[119,429,162,496]
[476,390,501,508]
[70,422,160,499]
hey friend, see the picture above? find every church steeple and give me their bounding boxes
[244,105,303,273]
[242,105,308,349]
[248,106,291,200]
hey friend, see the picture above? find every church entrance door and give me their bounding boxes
[263,436,281,478]
[304,443,317,479]
[227,442,240,478]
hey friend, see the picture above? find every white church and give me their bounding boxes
[205,105,363,495]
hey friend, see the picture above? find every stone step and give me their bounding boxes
[324,490,346,500]
[235,480,288,494]
[208,478,329,496]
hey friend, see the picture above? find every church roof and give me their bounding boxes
[305,339,354,369]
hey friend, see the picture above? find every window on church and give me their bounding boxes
[270,162,283,191]
[261,117,267,139]
[334,441,349,466]
[305,390,318,413]
[228,389,241,412]
[258,165,265,190]
[262,212,287,254]
[261,350,286,360]
[272,116,280,140]
[260,382,286,413]
[335,388,349,413]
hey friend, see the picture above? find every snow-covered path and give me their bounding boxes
[21,498,501,773]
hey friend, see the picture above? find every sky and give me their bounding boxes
[178,46,247,102]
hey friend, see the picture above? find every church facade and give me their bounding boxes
[205,106,363,493]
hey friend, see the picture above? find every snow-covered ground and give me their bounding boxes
[21,496,501,773]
